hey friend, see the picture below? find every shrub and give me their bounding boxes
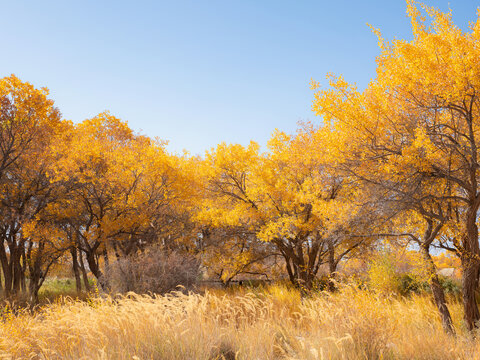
[370,266,461,297]
[437,276,461,297]
[397,273,429,296]
[104,247,201,295]
[367,254,401,295]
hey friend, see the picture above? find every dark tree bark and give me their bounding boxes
[327,238,337,291]
[86,251,102,281]
[461,205,480,331]
[421,245,455,334]
[78,250,91,291]
[0,243,12,296]
[71,247,82,293]
[276,237,323,291]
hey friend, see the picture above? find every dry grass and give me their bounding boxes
[0,284,478,359]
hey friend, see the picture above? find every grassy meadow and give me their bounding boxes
[0,283,478,360]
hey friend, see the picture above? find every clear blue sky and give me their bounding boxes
[1,1,476,155]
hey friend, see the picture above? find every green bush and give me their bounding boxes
[395,273,461,297]
[397,273,429,296]
[437,276,461,296]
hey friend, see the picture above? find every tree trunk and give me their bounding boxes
[11,245,23,295]
[284,256,295,285]
[78,250,91,291]
[0,244,12,296]
[279,240,318,291]
[86,250,108,290]
[327,239,337,291]
[462,254,480,331]
[462,206,480,331]
[71,247,82,293]
[28,266,49,305]
[27,241,45,305]
[28,271,41,304]
[421,245,455,334]
[86,251,102,279]
[328,247,336,274]
[101,249,110,290]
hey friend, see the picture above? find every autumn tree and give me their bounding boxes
[0,75,65,299]
[197,226,278,286]
[311,1,480,330]
[197,128,368,289]
[50,112,192,288]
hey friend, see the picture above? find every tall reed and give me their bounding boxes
[0,284,477,359]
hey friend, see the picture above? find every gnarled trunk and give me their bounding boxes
[278,238,320,291]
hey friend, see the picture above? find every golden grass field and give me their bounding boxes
[0,284,478,360]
